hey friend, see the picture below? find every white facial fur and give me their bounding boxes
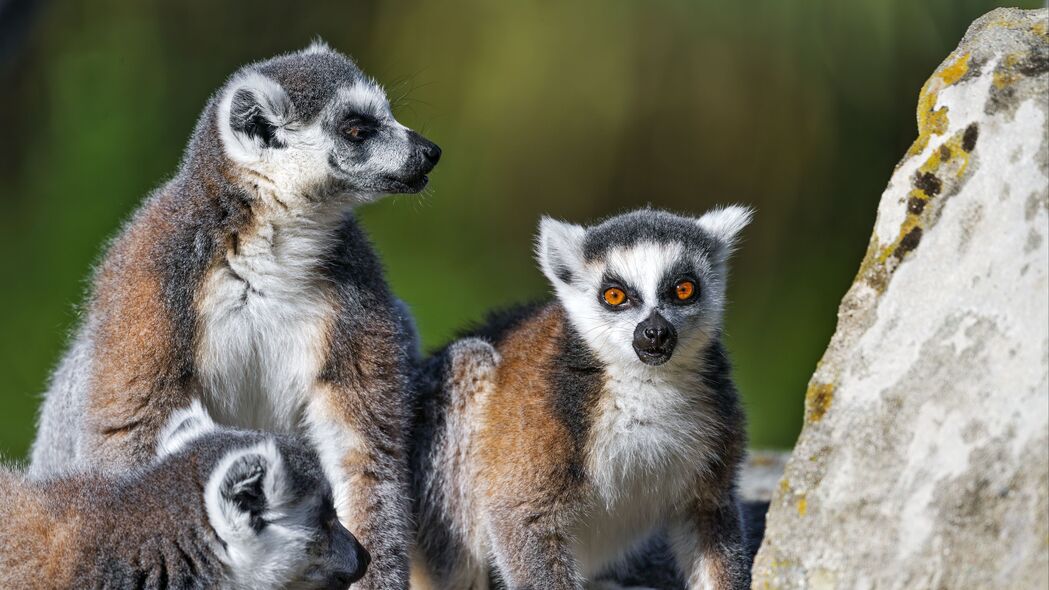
[329,85,413,181]
[205,440,319,590]
[534,208,753,576]
[216,66,419,207]
[536,206,753,370]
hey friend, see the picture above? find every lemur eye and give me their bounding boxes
[603,287,627,306]
[675,280,697,301]
[340,119,374,141]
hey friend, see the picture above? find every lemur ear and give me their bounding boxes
[536,216,587,289]
[156,399,217,458]
[219,71,294,161]
[695,205,754,261]
[207,441,287,537]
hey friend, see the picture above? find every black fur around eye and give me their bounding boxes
[598,280,637,310]
[320,498,339,529]
[340,115,377,142]
[669,277,700,305]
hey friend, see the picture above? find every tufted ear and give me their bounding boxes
[206,441,288,538]
[218,71,294,161]
[695,204,754,262]
[156,399,217,458]
[536,216,587,290]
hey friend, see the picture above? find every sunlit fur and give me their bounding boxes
[2,403,367,589]
[537,207,752,507]
[28,42,436,590]
[538,205,752,372]
[216,57,422,204]
[412,207,755,590]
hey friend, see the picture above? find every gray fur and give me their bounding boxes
[3,411,368,589]
[28,324,93,478]
[29,42,437,590]
[412,208,754,589]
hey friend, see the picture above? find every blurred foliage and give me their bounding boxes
[0,0,1037,458]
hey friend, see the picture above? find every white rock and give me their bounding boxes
[753,8,1049,590]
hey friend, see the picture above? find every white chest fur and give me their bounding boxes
[574,363,717,576]
[195,210,336,432]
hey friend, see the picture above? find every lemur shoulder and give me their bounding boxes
[411,207,754,590]
[28,41,438,590]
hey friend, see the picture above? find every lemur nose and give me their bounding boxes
[644,326,671,347]
[632,310,678,359]
[423,143,442,165]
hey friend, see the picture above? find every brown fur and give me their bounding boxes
[413,305,750,589]
[478,306,577,503]
[30,46,435,590]
[84,199,191,466]
[0,471,81,588]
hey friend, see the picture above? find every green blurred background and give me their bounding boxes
[0,0,1037,458]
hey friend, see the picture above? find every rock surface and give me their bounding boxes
[753,8,1049,590]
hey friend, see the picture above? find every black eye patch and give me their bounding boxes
[659,260,700,302]
[598,273,642,309]
[337,112,380,143]
[339,111,378,128]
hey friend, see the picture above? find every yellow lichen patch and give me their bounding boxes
[854,233,887,292]
[907,53,970,157]
[779,477,791,494]
[993,54,1021,89]
[806,382,835,422]
[991,16,1046,35]
[876,215,923,265]
[1033,20,1047,38]
[797,494,808,517]
[939,52,972,85]
[872,125,976,271]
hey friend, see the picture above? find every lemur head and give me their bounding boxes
[537,206,752,368]
[158,402,369,589]
[212,40,440,204]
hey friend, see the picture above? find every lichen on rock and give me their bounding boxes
[753,8,1049,590]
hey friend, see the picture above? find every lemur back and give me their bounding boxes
[29,42,439,590]
[2,403,368,590]
[411,207,754,590]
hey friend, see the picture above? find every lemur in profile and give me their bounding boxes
[3,402,369,589]
[28,42,438,589]
[411,207,754,590]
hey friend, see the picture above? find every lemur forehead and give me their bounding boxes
[335,83,391,118]
[601,241,703,291]
[255,49,368,122]
[582,210,718,262]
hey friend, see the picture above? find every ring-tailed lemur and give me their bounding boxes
[2,402,369,589]
[411,207,754,590]
[28,41,437,589]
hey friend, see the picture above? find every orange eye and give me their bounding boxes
[602,287,627,306]
[675,280,696,301]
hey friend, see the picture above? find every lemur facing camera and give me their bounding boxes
[28,42,437,589]
[3,402,368,590]
[412,207,754,590]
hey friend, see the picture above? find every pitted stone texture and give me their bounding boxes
[753,8,1049,590]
